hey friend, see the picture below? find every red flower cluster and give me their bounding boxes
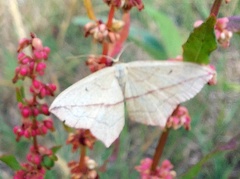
[68,157,98,179]
[14,145,55,179]
[12,34,56,141]
[84,19,124,44]
[67,129,96,151]
[166,106,191,130]
[103,0,144,11]
[13,118,54,140]
[12,34,57,178]
[14,163,45,179]
[135,158,176,179]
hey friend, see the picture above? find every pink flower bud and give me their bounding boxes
[34,50,44,59]
[32,108,39,116]
[33,155,42,165]
[33,79,42,89]
[18,102,23,109]
[40,88,46,98]
[21,57,31,64]
[18,38,30,52]
[24,130,31,138]
[36,62,46,74]
[41,126,48,134]
[43,47,50,54]
[43,119,53,129]
[40,104,49,115]
[37,128,43,135]
[31,129,37,136]
[41,52,48,59]
[17,52,26,62]
[19,67,29,76]
[15,67,20,73]
[21,107,31,118]
[29,62,35,71]
[26,153,32,162]
[13,126,24,136]
[48,84,57,92]
[32,38,43,50]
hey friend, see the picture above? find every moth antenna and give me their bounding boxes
[113,42,133,63]
[67,54,116,62]
[67,42,133,63]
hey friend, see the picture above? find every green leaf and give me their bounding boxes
[182,15,217,64]
[42,155,55,169]
[0,155,22,171]
[145,5,183,57]
[50,145,62,154]
[15,86,25,103]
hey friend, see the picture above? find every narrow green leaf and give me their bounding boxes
[181,133,239,178]
[15,86,25,103]
[42,156,55,169]
[182,15,217,64]
[50,145,62,154]
[145,5,183,57]
[0,155,22,171]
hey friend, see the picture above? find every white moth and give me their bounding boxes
[49,61,214,147]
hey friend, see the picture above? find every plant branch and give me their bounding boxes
[210,0,223,17]
[79,144,86,172]
[151,129,170,172]
[83,0,97,20]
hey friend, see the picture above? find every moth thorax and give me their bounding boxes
[115,64,127,90]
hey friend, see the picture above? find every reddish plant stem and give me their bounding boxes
[32,118,39,152]
[100,42,109,64]
[106,5,115,28]
[100,5,115,65]
[210,0,223,17]
[79,144,86,172]
[150,129,170,172]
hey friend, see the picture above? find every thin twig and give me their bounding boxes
[210,0,223,17]
[151,129,170,172]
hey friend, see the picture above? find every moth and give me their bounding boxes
[50,60,214,147]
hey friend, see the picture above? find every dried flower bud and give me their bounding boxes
[32,38,43,50]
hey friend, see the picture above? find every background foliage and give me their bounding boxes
[0,0,240,178]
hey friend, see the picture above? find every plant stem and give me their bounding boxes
[151,129,170,172]
[32,118,39,152]
[83,0,97,20]
[210,0,223,17]
[106,5,115,28]
[79,144,86,172]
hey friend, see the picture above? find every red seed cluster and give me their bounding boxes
[14,163,45,179]
[13,118,54,140]
[13,34,57,178]
[85,55,113,72]
[166,106,191,130]
[135,158,176,179]
[66,129,97,152]
[68,157,98,179]
[103,0,144,11]
[84,20,122,44]
[13,42,51,83]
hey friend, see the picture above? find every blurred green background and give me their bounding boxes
[0,0,240,178]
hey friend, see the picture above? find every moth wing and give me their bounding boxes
[50,67,125,147]
[124,61,214,127]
